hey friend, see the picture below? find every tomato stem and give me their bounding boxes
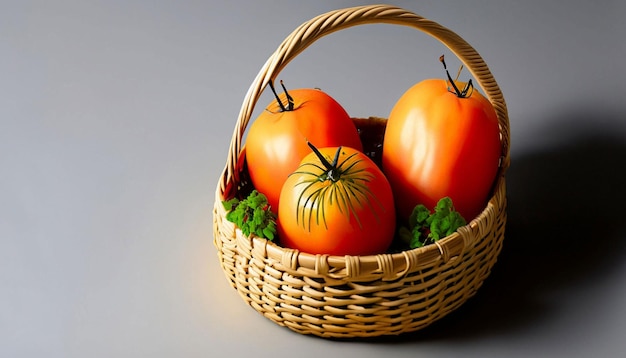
[439,55,474,98]
[307,141,342,182]
[280,80,295,111]
[268,80,287,111]
[267,79,295,112]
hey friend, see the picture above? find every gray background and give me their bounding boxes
[3,1,626,357]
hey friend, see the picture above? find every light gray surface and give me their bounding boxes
[2,1,626,357]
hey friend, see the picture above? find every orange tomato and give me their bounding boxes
[382,59,501,222]
[278,144,395,256]
[245,83,363,213]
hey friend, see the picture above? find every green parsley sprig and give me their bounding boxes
[399,197,466,249]
[222,190,277,240]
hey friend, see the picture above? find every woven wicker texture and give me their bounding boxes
[213,4,509,338]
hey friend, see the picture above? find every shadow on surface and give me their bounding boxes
[373,111,626,342]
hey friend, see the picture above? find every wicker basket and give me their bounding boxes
[213,4,510,338]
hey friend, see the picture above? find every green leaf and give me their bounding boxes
[222,198,239,211]
[221,190,277,241]
[428,197,466,242]
[398,226,413,245]
[410,235,424,248]
[400,197,466,249]
[262,227,275,240]
[408,204,430,230]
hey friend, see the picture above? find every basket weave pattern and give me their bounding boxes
[213,5,509,338]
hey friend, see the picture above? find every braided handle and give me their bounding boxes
[219,4,510,196]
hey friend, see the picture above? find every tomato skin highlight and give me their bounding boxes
[278,146,396,256]
[245,88,363,213]
[382,79,501,222]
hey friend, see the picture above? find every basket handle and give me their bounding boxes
[219,4,510,197]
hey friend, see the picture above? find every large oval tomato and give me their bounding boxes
[278,144,395,256]
[246,85,363,213]
[382,66,501,222]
